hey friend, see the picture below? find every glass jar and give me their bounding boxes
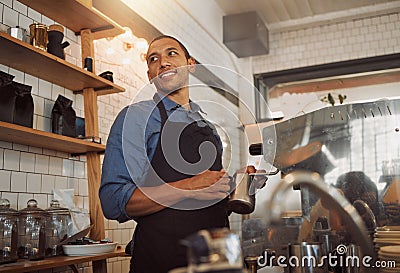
[45,200,71,256]
[29,23,48,51]
[0,199,18,264]
[18,199,47,260]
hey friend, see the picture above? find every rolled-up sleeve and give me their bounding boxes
[99,101,158,223]
[99,107,136,222]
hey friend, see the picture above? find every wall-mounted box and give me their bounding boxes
[223,11,269,58]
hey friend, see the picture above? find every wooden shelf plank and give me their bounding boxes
[0,121,105,154]
[17,0,124,39]
[0,249,127,273]
[0,32,125,95]
[93,0,162,42]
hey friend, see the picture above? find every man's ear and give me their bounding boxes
[147,70,153,83]
[188,57,196,73]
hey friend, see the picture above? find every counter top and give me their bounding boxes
[0,249,127,273]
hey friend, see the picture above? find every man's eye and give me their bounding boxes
[149,56,158,63]
[169,51,178,56]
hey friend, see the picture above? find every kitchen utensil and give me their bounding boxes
[182,228,243,272]
[227,173,256,214]
[47,24,70,59]
[84,57,93,72]
[18,199,47,260]
[0,199,18,264]
[244,256,258,273]
[56,225,93,247]
[288,242,325,273]
[7,26,29,42]
[99,71,113,82]
[29,23,47,51]
[227,172,271,214]
[332,244,363,273]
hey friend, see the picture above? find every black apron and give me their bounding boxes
[130,98,229,273]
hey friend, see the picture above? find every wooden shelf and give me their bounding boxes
[0,121,105,154]
[0,32,125,95]
[2,3,124,273]
[0,249,127,273]
[17,0,124,39]
[93,0,162,42]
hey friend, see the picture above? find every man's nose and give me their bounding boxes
[160,55,171,68]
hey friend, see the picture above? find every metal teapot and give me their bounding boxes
[47,24,70,59]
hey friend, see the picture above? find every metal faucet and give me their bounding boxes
[264,171,377,271]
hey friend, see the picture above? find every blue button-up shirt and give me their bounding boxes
[99,93,223,223]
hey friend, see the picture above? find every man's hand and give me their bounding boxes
[235,165,268,194]
[187,169,231,200]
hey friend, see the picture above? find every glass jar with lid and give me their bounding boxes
[18,199,47,260]
[0,199,18,264]
[45,200,71,256]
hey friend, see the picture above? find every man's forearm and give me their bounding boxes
[125,170,229,217]
[125,178,193,217]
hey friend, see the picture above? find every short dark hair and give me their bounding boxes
[148,35,191,60]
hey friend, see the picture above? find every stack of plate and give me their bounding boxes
[374,226,400,249]
[378,245,400,272]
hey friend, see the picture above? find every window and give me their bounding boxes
[254,53,400,121]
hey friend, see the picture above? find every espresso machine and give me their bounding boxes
[244,98,400,273]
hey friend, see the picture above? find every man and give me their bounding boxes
[100,35,255,273]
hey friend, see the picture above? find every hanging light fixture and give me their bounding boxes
[120,27,148,56]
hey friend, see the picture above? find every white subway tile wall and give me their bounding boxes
[0,148,4,169]
[4,149,20,171]
[3,5,17,26]
[2,1,398,272]
[10,171,27,192]
[0,169,11,191]
[253,12,400,74]
[26,173,41,193]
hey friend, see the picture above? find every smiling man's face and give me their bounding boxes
[146,37,195,94]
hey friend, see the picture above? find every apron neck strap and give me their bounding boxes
[154,94,169,127]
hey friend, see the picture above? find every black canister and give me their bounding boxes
[45,200,71,256]
[47,24,70,59]
[0,199,19,264]
[18,199,47,260]
[84,57,93,72]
